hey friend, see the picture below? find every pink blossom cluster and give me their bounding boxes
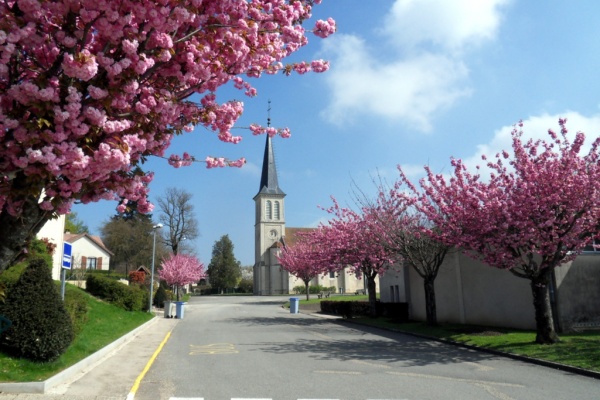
[159,253,206,288]
[316,197,395,280]
[277,232,330,283]
[205,156,246,169]
[249,124,292,138]
[0,0,334,218]
[398,119,600,276]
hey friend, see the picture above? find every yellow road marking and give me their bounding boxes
[190,343,239,355]
[386,371,523,387]
[314,370,363,375]
[127,330,172,400]
[350,359,393,369]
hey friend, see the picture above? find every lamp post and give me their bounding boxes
[149,223,163,312]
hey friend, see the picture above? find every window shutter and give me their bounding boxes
[81,256,87,269]
[97,257,103,270]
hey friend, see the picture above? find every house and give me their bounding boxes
[64,232,113,271]
[380,249,600,332]
[253,135,375,295]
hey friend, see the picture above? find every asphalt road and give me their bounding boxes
[132,296,600,400]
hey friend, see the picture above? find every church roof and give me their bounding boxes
[257,135,285,196]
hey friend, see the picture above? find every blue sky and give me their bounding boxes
[74,0,600,267]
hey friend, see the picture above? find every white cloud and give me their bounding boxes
[383,0,510,52]
[319,0,510,132]
[321,35,470,131]
[239,161,260,176]
[462,112,600,172]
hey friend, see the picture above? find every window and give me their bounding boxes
[86,257,97,270]
[329,271,335,279]
[274,201,280,220]
[266,201,272,219]
[390,286,395,303]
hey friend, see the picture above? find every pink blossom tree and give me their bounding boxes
[403,119,600,344]
[0,0,335,272]
[277,231,327,300]
[159,253,205,301]
[319,198,395,317]
[366,186,451,326]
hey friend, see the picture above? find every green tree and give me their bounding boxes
[207,235,241,293]
[101,212,166,275]
[65,212,89,234]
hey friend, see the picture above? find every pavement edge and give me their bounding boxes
[0,316,159,394]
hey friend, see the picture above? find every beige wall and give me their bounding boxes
[554,255,600,330]
[381,250,600,331]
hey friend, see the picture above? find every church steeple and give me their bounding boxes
[256,101,285,196]
[257,135,285,196]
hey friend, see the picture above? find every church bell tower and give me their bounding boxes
[253,115,286,295]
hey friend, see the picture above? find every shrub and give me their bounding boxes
[86,274,148,311]
[238,277,253,293]
[129,271,146,285]
[0,258,74,362]
[154,284,168,308]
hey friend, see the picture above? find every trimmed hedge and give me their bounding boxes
[320,301,409,321]
[320,300,373,318]
[86,274,148,311]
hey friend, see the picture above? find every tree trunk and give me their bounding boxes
[304,281,310,301]
[531,268,560,344]
[0,195,50,273]
[367,276,377,318]
[424,277,437,326]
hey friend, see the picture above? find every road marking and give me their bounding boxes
[463,361,494,371]
[473,382,516,400]
[314,370,363,375]
[386,371,523,387]
[127,329,173,400]
[308,330,333,340]
[190,343,239,355]
[350,359,393,369]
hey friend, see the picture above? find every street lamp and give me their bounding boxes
[149,223,163,312]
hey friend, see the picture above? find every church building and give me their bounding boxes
[252,135,373,296]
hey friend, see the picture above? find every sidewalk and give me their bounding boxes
[0,312,179,399]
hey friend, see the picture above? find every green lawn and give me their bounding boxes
[0,286,153,383]
[353,318,600,373]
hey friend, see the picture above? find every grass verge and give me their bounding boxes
[353,318,600,373]
[0,285,153,383]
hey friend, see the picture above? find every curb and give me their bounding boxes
[339,318,600,381]
[0,316,159,394]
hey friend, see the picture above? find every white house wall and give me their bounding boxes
[36,215,66,280]
[70,237,111,270]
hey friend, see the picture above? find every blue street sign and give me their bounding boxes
[62,242,72,269]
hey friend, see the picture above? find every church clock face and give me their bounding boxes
[269,229,278,239]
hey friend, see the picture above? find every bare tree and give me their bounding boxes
[157,188,199,255]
